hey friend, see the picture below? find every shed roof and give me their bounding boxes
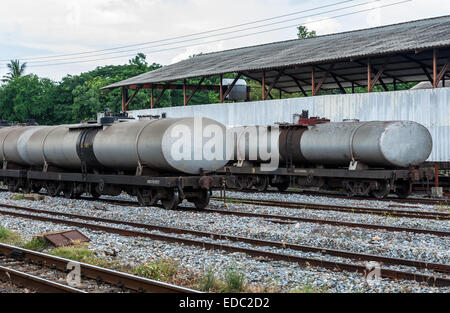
[104,15,450,91]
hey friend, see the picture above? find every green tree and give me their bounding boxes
[297,26,317,39]
[0,74,57,124]
[2,59,27,82]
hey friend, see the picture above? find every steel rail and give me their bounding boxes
[70,198,450,237]
[0,243,198,293]
[0,205,448,287]
[0,204,447,272]
[203,206,450,237]
[210,196,450,220]
[231,188,450,206]
[0,264,86,293]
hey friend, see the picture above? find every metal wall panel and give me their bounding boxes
[126,88,450,162]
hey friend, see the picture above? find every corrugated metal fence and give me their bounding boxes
[127,88,450,162]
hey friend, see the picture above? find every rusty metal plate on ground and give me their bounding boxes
[38,230,89,247]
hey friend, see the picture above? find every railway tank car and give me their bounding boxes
[225,116,433,198]
[0,116,227,209]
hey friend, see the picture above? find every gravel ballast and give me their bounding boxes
[0,191,448,293]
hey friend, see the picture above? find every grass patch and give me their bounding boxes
[23,237,48,251]
[49,244,128,271]
[0,226,24,246]
[223,267,246,293]
[10,194,24,200]
[133,258,178,282]
[49,244,95,262]
[197,266,259,293]
[198,268,217,291]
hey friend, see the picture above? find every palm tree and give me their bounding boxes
[2,59,27,82]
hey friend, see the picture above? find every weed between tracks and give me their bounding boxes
[0,226,24,246]
[198,266,245,292]
[0,226,325,293]
[10,194,25,201]
[23,237,48,251]
[133,258,178,282]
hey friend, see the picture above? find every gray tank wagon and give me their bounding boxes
[0,117,227,209]
[225,117,434,198]
[0,113,435,204]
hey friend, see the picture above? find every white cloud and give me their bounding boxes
[0,0,449,80]
[171,42,225,64]
[366,1,382,28]
[304,17,343,35]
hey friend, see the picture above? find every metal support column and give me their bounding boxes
[183,79,187,106]
[262,71,266,100]
[219,75,223,103]
[433,48,437,88]
[121,87,128,112]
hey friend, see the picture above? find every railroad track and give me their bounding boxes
[86,198,450,237]
[0,243,197,293]
[2,190,448,235]
[0,203,448,287]
[0,264,86,293]
[210,196,450,220]
[231,188,450,206]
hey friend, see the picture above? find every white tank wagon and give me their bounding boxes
[0,117,228,209]
[226,119,434,198]
[233,121,432,168]
[0,118,227,173]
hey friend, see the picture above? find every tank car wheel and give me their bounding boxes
[236,176,251,191]
[274,181,289,192]
[371,181,390,199]
[161,191,180,210]
[136,188,156,206]
[254,176,269,192]
[193,190,210,210]
[31,184,43,193]
[90,189,101,199]
[21,183,32,194]
[45,183,61,197]
[395,181,412,199]
[344,183,356,197]
[63,187,76,199]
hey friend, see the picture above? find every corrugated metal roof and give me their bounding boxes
[104,15,450,89]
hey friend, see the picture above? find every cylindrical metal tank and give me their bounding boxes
[233,121,432,168]
[300,121,432,167]
[0,126,45,166]
[0,117,228,175]
[93,117,228,174]
[25,126,82,169]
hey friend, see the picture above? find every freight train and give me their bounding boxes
[0,113,434,209]
[222,114,434,199]
[0,116,227,209]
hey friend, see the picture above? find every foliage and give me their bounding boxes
[11,194,25,200]
[133,258,178,282]
[23,237,48,251]
[223,267,246,292]
[297,26,317,39]
[2,59,27,82]
[198,268,218,291]
[49,244,96,262]
[0,226,24,246]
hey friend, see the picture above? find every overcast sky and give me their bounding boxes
[1,0,449,81]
